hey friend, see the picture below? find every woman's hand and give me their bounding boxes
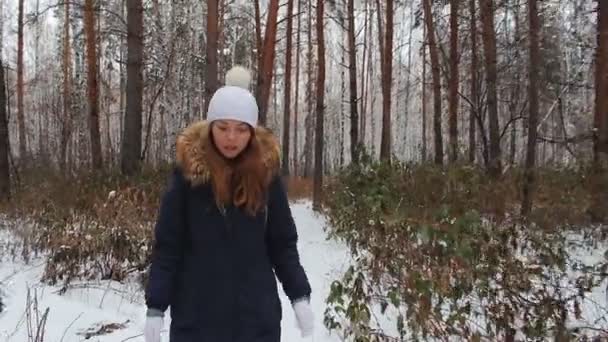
[293,299,314,337]
[144,316,163,342]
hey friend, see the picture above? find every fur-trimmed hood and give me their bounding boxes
[175,120,281,187]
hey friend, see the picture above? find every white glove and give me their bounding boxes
[293,299,314,338]
[144,316,163,342]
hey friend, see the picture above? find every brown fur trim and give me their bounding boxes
[175,120,280,187]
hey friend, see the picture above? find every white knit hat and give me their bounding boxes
[207,66,258,127]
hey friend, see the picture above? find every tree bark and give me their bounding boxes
[347,0,360,164]
[449,0,460,163]
[479,0,502,177]
[256,0,280,125]
[379,0,394,162]
[422,25,427,162]
[590,0,608,222]
[468,0,477,163]
[84,0,102,170]
[17,0,26,162]
[304,0,314,177]
[293,0,302,175]
[312,0,325,210]
[204,0,219,118]
[0,60,9,200]
[521,0,540,217]
[281,0,294,176]
[423,0,444,165]
[120,0,144,176]
[60,0,72,172]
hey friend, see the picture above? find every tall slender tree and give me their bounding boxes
[379,0,394,162]
[312,0,325,210]
[423,0,443,165]
[468,0,478,163]
[479,0,501,177]
[121,0,144,176]
[256,0,280,125]
[84,0,102,169]
[590,0,608,222]
[17,0,26,161]
[0,59,9,201]
[521,0,540,216]
[282,0,295,175]
[449,0,460,162]
[347,0,359,164]
[205,0,219,117]
[60,0,72,172]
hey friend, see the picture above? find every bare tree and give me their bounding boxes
[120,0,144,176]
[0,60,9,200]
[282,0,294,175]
[449,0,460,162]
[84,0,102,170]
[521,0,541,216]
[378,0,394,162]
[423,0,443,165]
[17,0,26,161]
[313,0,325,210]
[347,0,359,163]
[60,0,72,172]
[256,0,280,125]
[468,0,477,163]
[590,0,608,222]
[205,0,219,117]
[479,0,501,177]
[293,0,302,175]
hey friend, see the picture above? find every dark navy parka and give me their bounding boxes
[145,121,311,342]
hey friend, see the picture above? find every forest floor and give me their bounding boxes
[0,201,350,342]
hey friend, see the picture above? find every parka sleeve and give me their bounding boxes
[145,167,189,313]
[266,176,312,302]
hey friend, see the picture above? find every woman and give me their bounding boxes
[144,66,313,342]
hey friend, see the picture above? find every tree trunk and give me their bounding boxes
[449,0,460,163]
[422,25,428,162]
[304,0,314,178]
[282,0,294,176]
[312,0,325,210]
[60,0,72,172]
[84,0,102,170]
[121,0,144,176]
[17,0,26,162]
[204,0,219,117]
[479,0,501,177]
[379,0,394,162]
[0,60,9,201]
[521,0,540,217]
[254,0,262,75]
[423,0,443,165]
[347,0,359,164]
[293,0,302,175]
[360,0,369,145]
[468,0,477,163]
[590,0,608,222]
[256,0,280,125]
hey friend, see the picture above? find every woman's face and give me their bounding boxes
[211,119,252,159]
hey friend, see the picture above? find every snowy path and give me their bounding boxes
[0,201,351,342]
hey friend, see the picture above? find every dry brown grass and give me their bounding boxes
[284,176,313,200]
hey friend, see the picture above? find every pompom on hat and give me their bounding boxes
[207,66,258,127]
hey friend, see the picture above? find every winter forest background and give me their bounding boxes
[1,0,608,340]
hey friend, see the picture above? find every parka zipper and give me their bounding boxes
[219,205,236,341]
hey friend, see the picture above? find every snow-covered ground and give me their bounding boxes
[0,201,351,342]
[2,202,607,341]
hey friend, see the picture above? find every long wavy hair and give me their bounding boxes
[203,123,268,216]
